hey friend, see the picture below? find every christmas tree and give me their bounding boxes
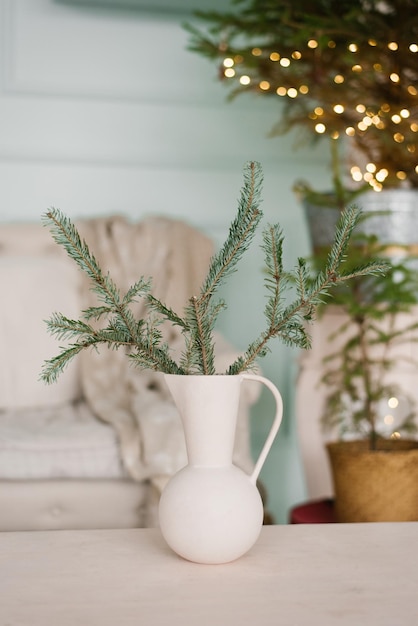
[186,0,418,190]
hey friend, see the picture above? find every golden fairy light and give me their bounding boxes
[217,29,418,189]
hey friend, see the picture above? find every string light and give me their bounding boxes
[388,397,399,408]
[218,30,418,189]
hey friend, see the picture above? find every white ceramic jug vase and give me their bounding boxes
[159,373,283,564]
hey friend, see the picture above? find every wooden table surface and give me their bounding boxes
[1,523,417,625]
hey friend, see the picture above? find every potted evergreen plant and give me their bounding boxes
[311,233,418,522]
[184,0,418,250]
[41,162,384,560]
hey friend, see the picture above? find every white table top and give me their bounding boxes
[1,523,417,625]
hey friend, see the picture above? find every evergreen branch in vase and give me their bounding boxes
[181,160,264,373]
[227,205,388,374]
[40,162,388,384]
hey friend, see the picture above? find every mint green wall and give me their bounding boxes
[0,0,331,523]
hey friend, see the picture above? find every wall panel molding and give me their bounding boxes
[1,0,228,107]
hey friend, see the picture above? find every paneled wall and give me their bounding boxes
[0,0,331,522]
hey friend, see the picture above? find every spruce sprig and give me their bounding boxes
[40,162,388,383]
[227,205,387,374]
[182,160,264,374]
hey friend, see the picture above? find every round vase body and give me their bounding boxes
[159,464,263,564]
[159,374,283,565]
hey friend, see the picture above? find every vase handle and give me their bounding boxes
[241,373,283,485]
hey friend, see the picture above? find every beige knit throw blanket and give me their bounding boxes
[76,215,258,491]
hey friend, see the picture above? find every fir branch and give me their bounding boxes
[41,163,387,383]
[199,161,263,307]
[262,224,286,329]
[82,306,113,321]
[45,313,96,341]
[146,295,189,330]
[228,205,389,374]
[43,209,152,346]
[41,344,89,385]
[129,346,184,374]
[41,209,183,380]
[186,295,216,375]
[183,160,264,373]
[123,278,152,305]
[325,205,358,275]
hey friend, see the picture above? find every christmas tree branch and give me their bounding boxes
[40,163,387,382]
[228,206,387,374]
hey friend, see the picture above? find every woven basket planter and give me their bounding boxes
[326,439,418,523]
